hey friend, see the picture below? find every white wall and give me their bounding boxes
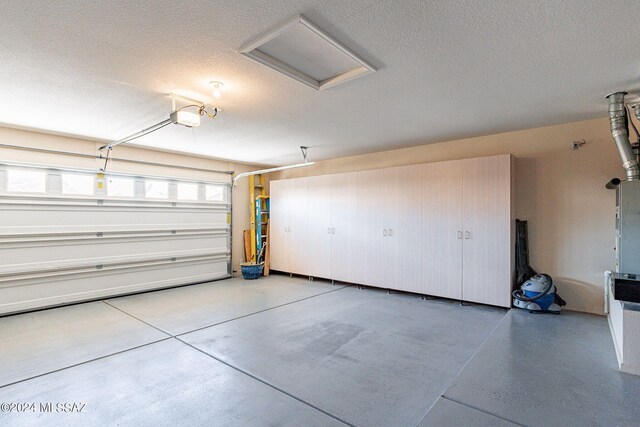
[272,117,622,315]
[0,125,261,274]
[1,116,628,315]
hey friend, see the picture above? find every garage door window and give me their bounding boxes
[107,177,134,197]
[177,182,198,200]
[62,173,94,196]
[7,169,46,193]
[206,184,225,202]
[145,181,169,199]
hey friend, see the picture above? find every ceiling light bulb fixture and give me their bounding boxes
[210,81,224,98]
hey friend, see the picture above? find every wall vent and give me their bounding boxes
[239,14,376,90]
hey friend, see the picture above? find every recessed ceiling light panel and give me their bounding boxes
[239,14,376,90]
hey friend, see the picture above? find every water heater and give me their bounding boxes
[615,180,640,273]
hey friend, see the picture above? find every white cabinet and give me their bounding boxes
[307,173,359,281]
[421,160,464,300]
[308,175,332,278]
[355,169,387,287]
[288,177,309,275]
[269,179,289,272]
[269,177,309,275]
[269,155,513,308]
[384,165,422,293]
[420,155,513,306]
[354,165,421,292]
[330,172,358,283]
[461,155,513,307]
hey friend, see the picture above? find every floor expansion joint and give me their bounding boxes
[417,310,511,422]
[174,336,354,427]
[0,337,172,390]
[439,395,525,426]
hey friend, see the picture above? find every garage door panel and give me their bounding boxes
[1,234,229,269]
[0,165,232,315]
[2,205,229,229]
[0,257,230,315]
[0,224,230,235]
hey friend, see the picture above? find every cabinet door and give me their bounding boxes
[288,177,310,275]
[355,169,386,287]
[331,172,358,283]
[308,175,332,279]
[462,155,512,307]
[421,161,463,299]
[385,165,422,293]
[269,179,289,272]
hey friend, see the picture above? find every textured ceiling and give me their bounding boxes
[1,1,640,165]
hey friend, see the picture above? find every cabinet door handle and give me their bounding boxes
[328,227,331,234]
[465,231,470,239]
[383,229,388,236]
[388,229,393,236]
[331,228,336,234]
[457,231,462,239]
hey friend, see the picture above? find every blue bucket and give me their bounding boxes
[240,263,264,280]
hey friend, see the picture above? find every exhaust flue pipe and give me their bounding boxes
[606,178,621,190]
[607,92,640,181]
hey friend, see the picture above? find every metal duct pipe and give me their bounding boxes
[606,178,621,190]
[607,92,640,181]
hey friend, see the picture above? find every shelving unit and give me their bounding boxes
[248,174,265,263]
[255,195,270,262]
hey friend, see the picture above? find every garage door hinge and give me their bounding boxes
[96,232,103,238]
[172,202,177,207]
[97,200,104,205]
[171,257,177,262]
[96,264,103,270]
[171,230,177,235]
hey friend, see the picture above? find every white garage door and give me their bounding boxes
[0,163,231,315]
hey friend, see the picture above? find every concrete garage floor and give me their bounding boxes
[0,275,639,426]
